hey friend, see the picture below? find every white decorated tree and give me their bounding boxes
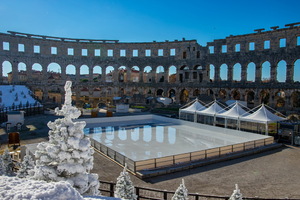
[1,149,14,176]
[32,81,99,196]
[114,164,137,200]
[17,153,35,178]
[229,184,243,200]
[172,179,188,200]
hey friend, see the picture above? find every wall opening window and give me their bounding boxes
[120,49,126,57]
[51,47,57,54]
[133,49,138,57]
[197,51,200,58]
[297,36,300,46]
[82,49,88,56]
[3,42,9,50]
[18,44,25,52]
[170,48,176,56]
[107,49,113,57]
[158,49,163,56]
[280,38,286,48]
[68,48,74,55]
[95,49,100,56]
[209,46,214,54]
[249,42,255,51]
[183,51,187,59]
[235,44,240,52]
[146,49,151,56]
[264,40,270,49]
[34,45,40,53]
[222,45,227,53]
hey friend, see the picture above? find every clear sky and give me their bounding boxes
[1,0,300,80]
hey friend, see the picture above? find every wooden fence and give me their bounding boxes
[99,180,298,200]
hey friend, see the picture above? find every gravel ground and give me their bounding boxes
[1,114,300,199]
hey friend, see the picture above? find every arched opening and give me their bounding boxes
[93,66,102,82]
[118,66,127,82]
[32,63,43,81]
[219,89,227,99]
[261,61,271,82]
[233,63,241,82]
[277,60,287,82]
[17,62,27,82]
[156,89,164,96]
[156,66,165,82]
[231,89,241,100]
[66,64,76,81]
[105,66,114,82]
[168,89,176,99]
[246,90,255,107]
[47,63,61,81]
[294,59,300,82]
[143,66,152,83]
[260,90,270,104]
[168,65,176,83]
[209,64,215,82]
[80,65,89,82]
[291,91,300,107]
[131,66,140,82]
[220,64,228,81]
[34,88,44,101]
[193,89,200,97]
[2,61,12,83]
[179,89,189,104]
[247,62,255,82]
[207,89,214,97]
[275,90,285,108]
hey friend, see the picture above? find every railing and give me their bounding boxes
[99,180,298,200]
[0,105,44,123]
[91,137,274,174]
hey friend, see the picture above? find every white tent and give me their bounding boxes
[215,102,249,128]
[179,99,206,121]
[195,100,225,125]
[239,104,286,135]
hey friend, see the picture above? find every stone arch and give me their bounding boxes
[47,63,61,81]
[247,62,255,82]
[294,59,300,82]
[66,64,76,81]
[276,60,287,82]
[105,66,114,82]
[131,66,140,82]
[231,89,241,100]
[143,66,153,83]
[220,64,228,81]
[80,65,89,82]
[168,89,176,98]
[219,89,227,99]
[207,89,214,97]
[260,89,270,104]
[18,62,26,72]
[274,90,286,108]
[291,91,300,107]
[245,90,255,106]
[93,66,102,82]
[118,66,127,82]
[33,88,44,101]
[156,88,164,96]
[179,89,189,104]
[168,65,176,83]
[32,63,43,81]
[261,61,271,82]
[233,63,241,81]
[193,89,200,97]
[156,66,165,82]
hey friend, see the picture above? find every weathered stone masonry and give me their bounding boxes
[0,23,300,111]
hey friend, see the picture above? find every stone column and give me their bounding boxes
[89,67,93,82]
[255,64,262,83]
[127,68,131,82]
[112,67,118,83]
[101,67,106,83]
[286,64,294,83]
[139,70,143,83]
[215,65,220,81]
[176,72,180,83]
[164,68,169,83]
[11,61,19,84]
[241,64,247,82]
[61,66,66,80]
[270,64,277,82]
[228,65,233,82]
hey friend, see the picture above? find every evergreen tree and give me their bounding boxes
[1,149,14,176]
[229,184,243,200]
[114,164,137,200]
[172,179,188,200]
[0,156,4,175]
[32,81,99,196]
[17,153,35,178]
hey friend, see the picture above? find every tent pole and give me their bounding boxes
[266,123,268,136]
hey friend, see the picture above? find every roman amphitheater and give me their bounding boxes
[1,22,300,112]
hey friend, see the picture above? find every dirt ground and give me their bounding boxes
[1,114,300,199]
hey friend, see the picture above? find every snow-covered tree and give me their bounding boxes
[172,179,188,200]
[17,153,35,178]
[229,184,243,200]
[32,81,99,196]
[114,164,137,200]
[1,149,14,176]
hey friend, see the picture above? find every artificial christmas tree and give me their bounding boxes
[17,153,35,178]
[1,149,14,176]
[229,184,243,200]
[114,164,137,200]
[172,179,188,200]
[32,81,99,195]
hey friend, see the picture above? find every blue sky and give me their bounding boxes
[1,0,300,80]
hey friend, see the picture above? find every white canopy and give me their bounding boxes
[239,104,286,123]
[180,101,206,114]
[216,102,249,120]
[196,101,225,116]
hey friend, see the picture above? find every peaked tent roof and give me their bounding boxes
[216,102,249,119]
[239,104,286,123]
[195,101,225,116]
[180,100,206,114]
